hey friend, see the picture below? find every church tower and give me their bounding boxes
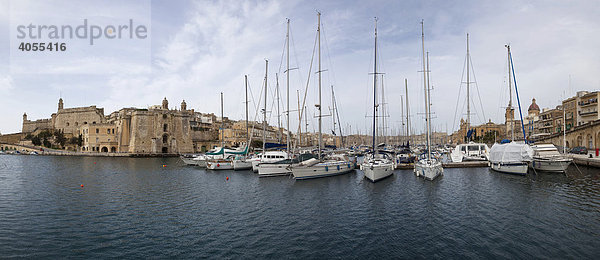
[58,98,64,111]
[181,100,187,111]
[23,112,27,122]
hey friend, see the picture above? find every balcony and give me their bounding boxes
[579,110,598,116]
[578,98,598,107]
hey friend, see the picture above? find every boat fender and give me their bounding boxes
[325,166,329,171]
[217,163,220,167]
[337,165,340,171]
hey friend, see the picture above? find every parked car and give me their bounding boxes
[569,146,588,154]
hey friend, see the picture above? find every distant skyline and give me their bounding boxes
[1,0,599,135]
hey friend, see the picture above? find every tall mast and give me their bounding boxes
[262,60,268,155]
[506,44,514,140]
[400,94,404,142]
[220,92,224,149]
[245,75,249,154]
[563,103,566,154]
[421,20,431,161]
[381,74,386,144]
[317,12,322,160]
[297,90,302,147]
[286,18,291,156]
[372,17,378,154]
[276,73,281,143]
[466,33,471,142]
[426,52,432,161]
[405,78,410,145]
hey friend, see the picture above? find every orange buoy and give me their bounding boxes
[226,176,229,181]
[162,164,166,167]
[80,184,84,187]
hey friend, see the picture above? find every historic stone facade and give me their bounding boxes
[21,98,206,154]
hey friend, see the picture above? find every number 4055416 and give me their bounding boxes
[18,42,66,51]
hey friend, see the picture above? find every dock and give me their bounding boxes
[442,161,489,168]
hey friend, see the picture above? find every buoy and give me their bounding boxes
[80,184,84,187]
[162,164,166,167]
[93,162,96,164]
[217,163,220,167]
[226,176,229,181]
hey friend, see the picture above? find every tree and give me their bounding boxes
[31,136,41,146]
[42,138,52,148]
[54,131,66,147]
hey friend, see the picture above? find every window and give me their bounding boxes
[93,121,96,125]
[107,129,110,134]
[84,122,87,124]
[75,122,78,126]
[96,128,99,134]
[112,129,115,134]
[66,122,70,126]
[162,134,168,144]
[163,114,167,119]
[163,124,168,132]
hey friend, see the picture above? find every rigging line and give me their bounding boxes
[320,22,337,88]
[469,54,487,122]
[291,29,317,150]
[452,54,467,131]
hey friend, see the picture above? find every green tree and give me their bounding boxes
[31,136,41,146]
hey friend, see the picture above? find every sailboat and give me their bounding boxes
[489,44,533,175]
[450,34,490,163]
[414,20,443,180]
[207,92,235,170]
[250,60,291,172]
[258,19,299,177]
[360,18,394,182]
[233,75,254,170]
[291,12,355,180]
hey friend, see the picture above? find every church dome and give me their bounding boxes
[528,98,540,112]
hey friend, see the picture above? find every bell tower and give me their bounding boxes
[181,100,187,111]
[58,98,64,111]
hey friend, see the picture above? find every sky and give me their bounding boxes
[1,0,599,136]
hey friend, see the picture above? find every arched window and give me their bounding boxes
[163,134,168,144]
[66,122,70,126]
[163,124,168,132]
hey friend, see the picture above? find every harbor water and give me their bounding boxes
[0,155,598,258]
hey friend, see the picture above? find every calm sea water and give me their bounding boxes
[0,155,598,259]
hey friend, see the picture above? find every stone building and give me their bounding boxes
[22,98,198,154]
[450,118,504,144]
[577,91,599,125]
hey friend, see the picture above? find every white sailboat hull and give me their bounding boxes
[414,160,443,180]
[206,160,234,170]
[361,163,394,182]
[490,162,528,175]
[180,156,198,166]
[292,161,354,180]
[530,159,571,173]
[258,163,291,177]
[233,160,252,170]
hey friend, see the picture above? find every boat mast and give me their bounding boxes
[245,75,249,154]
[262,60,268,155]
[405,78,410,146]
[400,94,404,143]
[506,44,514,140]
[372,17,378,155]
[426,51,432,161]
[220,92,224,149]
[286,18,290,157]
[421,20,431,161]
[276,73,281,143]
[317,12,322,160]
[297,90,301,147]
[466,33,471,142]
